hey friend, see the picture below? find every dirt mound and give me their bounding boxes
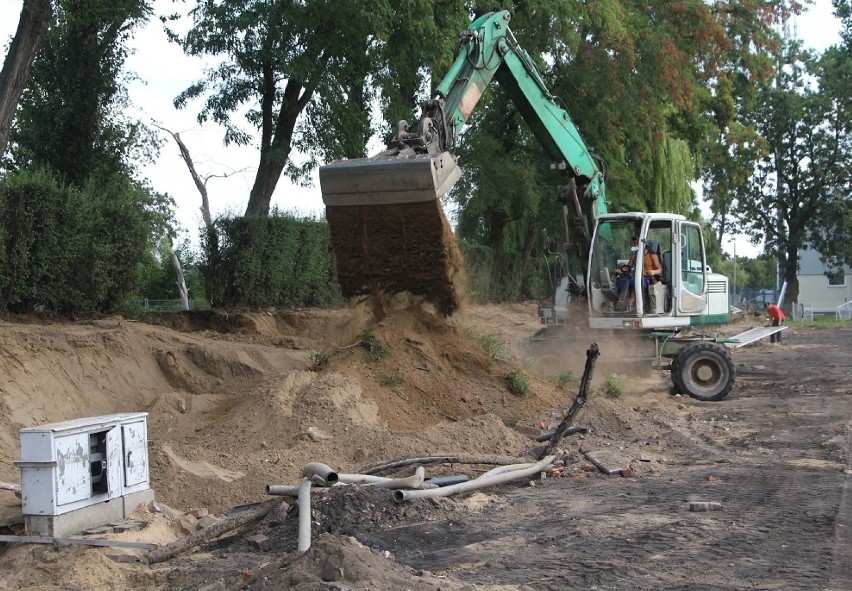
[0,301,674,590]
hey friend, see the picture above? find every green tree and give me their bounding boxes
[807,4,852,267]
[1,1,180,315]
[7,0,156,185]
[171,0,469,217]
[736,40,850,307]
[0,0,52,161]
[704,2,826,248]
[739,254,777,290]
[450,0,801,302]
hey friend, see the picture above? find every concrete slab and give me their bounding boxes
[584,450,631,475]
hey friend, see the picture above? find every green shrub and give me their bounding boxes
[548,370,578,390]
[469,329,511,361]
[503,416,521,428]
[507,369,531,398]
[0,167,173,315]
[601,373,624,398]
[310,351,330,369]
[360,328,390,362]
[379,373,403,386]
[202,209,341,308]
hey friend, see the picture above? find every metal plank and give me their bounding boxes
[726,326,788,349]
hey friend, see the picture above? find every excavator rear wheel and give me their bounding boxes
[671,342,735,402]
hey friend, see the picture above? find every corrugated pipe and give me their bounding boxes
[394,455,555,502]
[303,462,338,486]
[297,478,312,553]
[337,466,425,490]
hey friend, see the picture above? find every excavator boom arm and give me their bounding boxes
[319,11,606,315]
[431,11,605,208]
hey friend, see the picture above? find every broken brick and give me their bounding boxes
[246,534,270,551]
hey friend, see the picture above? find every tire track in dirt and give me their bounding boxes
[360,328,851,590]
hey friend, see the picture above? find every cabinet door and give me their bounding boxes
[122,421,149,487]
[106,426,122,498]
[55,433,90,506]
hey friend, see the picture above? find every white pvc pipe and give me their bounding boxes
[394,455,555,502]
[265,484,300,497]
[480,460,542,479]
[303,462,338,485]
[371,466,425,490]
[297,478,312,553]
[336,473,393,485]
[335,466,426,489]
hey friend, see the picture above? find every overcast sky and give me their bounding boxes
[0,0,843,256]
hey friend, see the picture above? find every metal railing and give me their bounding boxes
[837,300,852,322]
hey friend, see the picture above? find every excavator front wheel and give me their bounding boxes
[671,342,735,402]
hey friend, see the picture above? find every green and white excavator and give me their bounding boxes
[319,11,780,401]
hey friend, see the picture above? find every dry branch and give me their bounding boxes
[142,499,280,565]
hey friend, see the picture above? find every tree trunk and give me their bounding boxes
[244,75,311,217]
[244,149,290,216]
[157,125,213,229]
[171,254,189,310]
[783,241,800,311]
[0,0,52,161]
[518,218,537,298]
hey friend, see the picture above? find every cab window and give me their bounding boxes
[681,224,705,295]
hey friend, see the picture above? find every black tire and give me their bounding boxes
[671,342,735,401]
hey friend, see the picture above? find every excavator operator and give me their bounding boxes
[614,238,662,311]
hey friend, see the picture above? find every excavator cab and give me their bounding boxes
[587,213,731,330]
[588,214,674,320]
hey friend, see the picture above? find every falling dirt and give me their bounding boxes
[0,304,849,590]
[326,200,464,316]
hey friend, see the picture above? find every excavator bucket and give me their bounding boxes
[320,151,464,316]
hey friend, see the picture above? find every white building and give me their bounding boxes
[797,249,852,313]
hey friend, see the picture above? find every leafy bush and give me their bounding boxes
[310,351,330,369]
[507,369,531,397]
[548,370,578,390]
[470,330,510,361]
[379,373,403,386]
[360,328,390,362]
[0,167,173,315]
[202,209,340,308]
[503,416,521,428]
[601,373,624,398]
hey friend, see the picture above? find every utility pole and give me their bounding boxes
[732,241,737,306]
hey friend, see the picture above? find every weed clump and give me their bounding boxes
[601,373,624,398]
[360,328,390,361]
[507,369,531,398]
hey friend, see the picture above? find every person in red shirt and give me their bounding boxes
[766,303,785,343]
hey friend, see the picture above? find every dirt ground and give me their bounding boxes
[0,301,849,590]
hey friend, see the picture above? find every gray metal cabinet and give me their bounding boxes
[17,413,150,516]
